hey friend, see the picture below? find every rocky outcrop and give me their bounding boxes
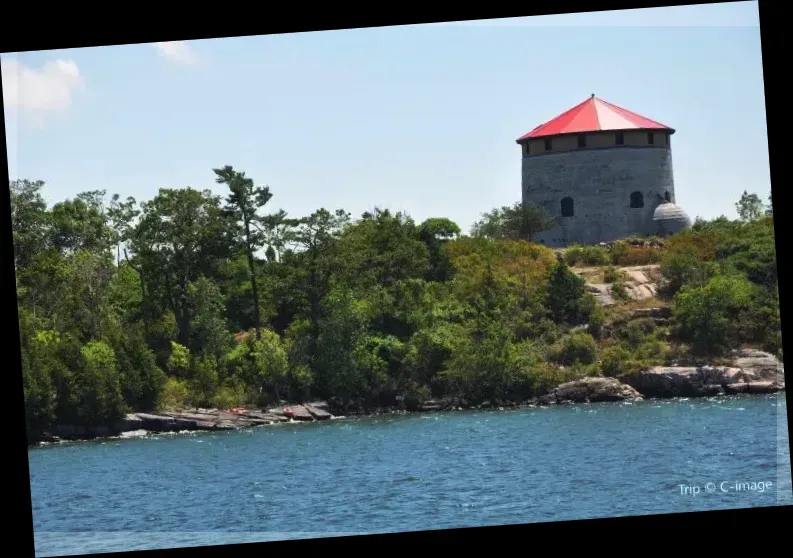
[620,351,785,398]
[732,348,785,386]
[577,265,661,306]
[305,405,332,420]
[283,405,314,421]
[538,377,643,405]
[42,405,338,443]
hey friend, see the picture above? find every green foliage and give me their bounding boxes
[211,379,250,409]
[160,378,190,410]
[471,201,555,242]
[610,242,663,266]
[564,245,611,267]
[599,345,646,377]
[549,332,598,367]
[13,176,781,438]
[189,356,220,407]
[74,341,125,426]
[610,279,630,301]
[673,274,756,357]
[602,266,622,284]
[660,249,717,296]
[545,257,597,327]
[735,190,765,222]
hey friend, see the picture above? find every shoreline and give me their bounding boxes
[28,348,786,448]
[29,385,785,448]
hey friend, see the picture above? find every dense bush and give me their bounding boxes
[610,243,664,266]
[564,245,611,267]
[549,332,598,367]
[603,266,623,284]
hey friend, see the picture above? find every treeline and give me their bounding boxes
[11,173,779,437]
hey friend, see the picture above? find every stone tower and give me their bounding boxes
[516,94,691,247]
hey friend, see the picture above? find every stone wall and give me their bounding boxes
[521,145,675,247]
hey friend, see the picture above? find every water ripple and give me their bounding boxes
[28,394,790,556]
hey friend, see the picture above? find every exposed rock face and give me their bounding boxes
[732,349,785,387]
[576,265,661,307]
[538,377,643,405]
[620,351,785,399]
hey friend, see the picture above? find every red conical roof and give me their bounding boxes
[517,95,673,142]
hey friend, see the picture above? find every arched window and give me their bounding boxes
[630,191,644,208]
[561,197,574,218]
[664,191,671,202]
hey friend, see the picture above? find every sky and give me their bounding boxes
[2,1,768,233]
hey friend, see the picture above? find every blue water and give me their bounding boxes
[30,393,792,556]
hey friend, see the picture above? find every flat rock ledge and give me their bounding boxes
[619,349,785,399]
[43,403,336,442]
[538,377,643,405]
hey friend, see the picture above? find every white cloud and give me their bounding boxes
[153,41,198,65]
[1,57,83,127]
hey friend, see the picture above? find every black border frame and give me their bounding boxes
[3,1,789,555]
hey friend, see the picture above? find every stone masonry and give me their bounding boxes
[522,146,675,247]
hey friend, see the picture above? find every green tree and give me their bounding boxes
[417,217,461,282]
[75,341,125,427]
[9,179,50,270]
[213,166,283,340]
[545,255,596,327]
[673,274,755,357]
[48,191,114,256]
[107,194,140,267]
[129,188,237,347]
[187,276,231,360]
[471,201,555,242]
[735,190,764,222]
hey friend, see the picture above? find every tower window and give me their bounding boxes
[544,138,552,151]
[648,132,655,145]
[561,197,575,217]
[630,191,644,208]
[664,191,671,202]
[616,132,624,145]
[577,134,586,148]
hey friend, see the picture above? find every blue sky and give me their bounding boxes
[3,1,767,233]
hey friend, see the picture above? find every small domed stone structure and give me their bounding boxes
[516,94,693,247]
[652,201,692,237]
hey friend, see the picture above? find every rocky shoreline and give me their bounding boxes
[30,349,785,447]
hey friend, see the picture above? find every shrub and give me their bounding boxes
[600,344,657,378]
[612,245,663,266]
[550,332,598,366]
[188,356,220,407]
[603,266,623,284]
[546,259,598,327]
[403,383,431,411]
[616,320,656,349]
[565,245,610,267]
[211,379,249,409]
[610,279,630,301]
[160,378,190,410]
[660,250,717,296]
[673,274,756,357]
[599,346,633,377]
